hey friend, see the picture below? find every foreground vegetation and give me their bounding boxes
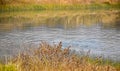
[0,42,120,71]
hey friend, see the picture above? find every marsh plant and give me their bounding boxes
[0,42,117,71]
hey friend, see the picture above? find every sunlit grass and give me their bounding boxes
[0,63,17,71]
[1,42,119,71]
[0,3,120,13]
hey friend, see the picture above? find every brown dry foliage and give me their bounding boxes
[12,42,118,71]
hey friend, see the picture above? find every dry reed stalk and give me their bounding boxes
[11,42,118,71]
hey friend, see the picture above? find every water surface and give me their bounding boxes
[0,11,120,61]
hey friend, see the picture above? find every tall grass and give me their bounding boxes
[0,42,118,71]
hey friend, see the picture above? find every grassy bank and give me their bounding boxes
[0,3,120,12]
[0,42,120,71]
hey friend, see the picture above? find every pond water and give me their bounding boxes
[0,11,120,61]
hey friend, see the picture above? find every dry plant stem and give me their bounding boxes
[10,42,119,71]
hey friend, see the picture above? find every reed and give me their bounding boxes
[1,41,118,71]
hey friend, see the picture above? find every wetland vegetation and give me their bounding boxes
[0,42,120,71]
[0,0,120,71]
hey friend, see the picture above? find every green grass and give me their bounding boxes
[0,3,120,13]
[0,63,17,71]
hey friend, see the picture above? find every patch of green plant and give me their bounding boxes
[0,3,120,13]
[0,63,17,71]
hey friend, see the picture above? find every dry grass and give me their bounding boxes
[9,42,119,71]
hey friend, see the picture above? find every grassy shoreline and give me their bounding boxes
[0,3,120,12]
[0,42,120,71]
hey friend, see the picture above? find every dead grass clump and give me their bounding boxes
[12,42,118,71]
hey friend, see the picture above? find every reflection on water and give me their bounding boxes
[0,11,120,31]
[0,11,120,61]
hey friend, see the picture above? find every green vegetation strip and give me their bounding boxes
[0,63,17,71]
[0,3,120,12]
